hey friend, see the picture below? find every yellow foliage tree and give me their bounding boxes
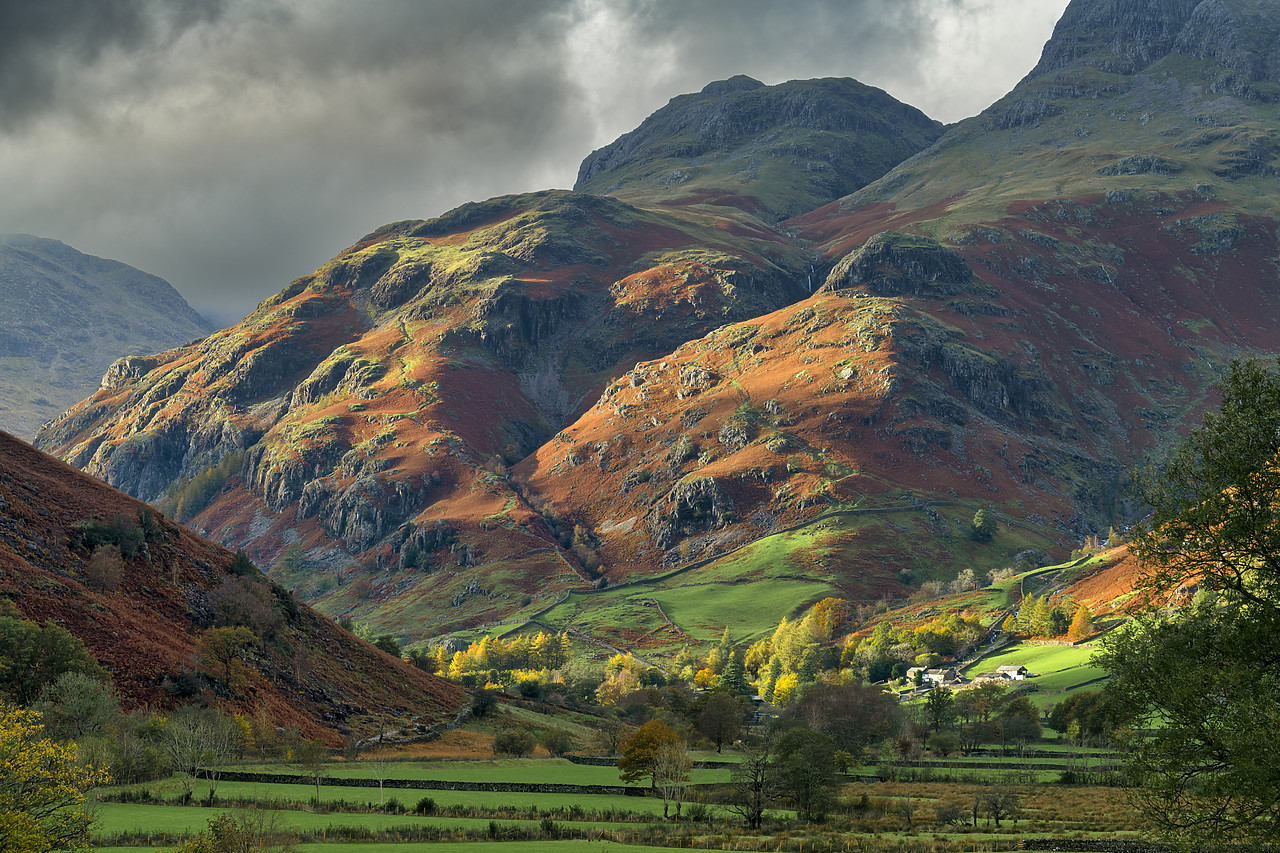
[0,703,109,851]
[771,672,800,705]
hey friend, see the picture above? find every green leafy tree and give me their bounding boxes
[696,691,746,753]
[32,673,119,741]
[774,727,837,822]
[923,685,956,733]
[0,617,108,706]
[493,728,536,757]
[1100,358,1280,844]
[970,508,997,542]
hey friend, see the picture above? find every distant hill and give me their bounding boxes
[0,430,464,744]
[0,235,215,438]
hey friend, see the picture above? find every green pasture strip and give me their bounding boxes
[291,844,690,853]
[960,642,1102,685]
[115,778,674,816]
[224,758,727,786]
[92,803,632,839]
[645,578,836,644]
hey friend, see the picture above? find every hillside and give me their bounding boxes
[0,430,463,744]
[0,235,215,439]
[31,0,1280,653]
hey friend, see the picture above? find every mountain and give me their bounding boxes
[0,430,463,743]
[33,79,941,641]
[575,75,944,220]
[0,235,215,439]
[34,0,1280,652]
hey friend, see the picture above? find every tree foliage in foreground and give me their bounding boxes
[0,703,108,852]
[1101,358,1280,844]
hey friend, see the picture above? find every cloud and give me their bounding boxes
[0,0,1067,325]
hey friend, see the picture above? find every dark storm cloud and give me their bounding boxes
[0,0,1066,325]
[0,0,228,130]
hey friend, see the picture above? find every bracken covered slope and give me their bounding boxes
[0,235,215,439]
[523,0,1280,594]
[0,430,463,743]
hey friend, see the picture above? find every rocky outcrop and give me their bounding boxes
[646,477,736,550]
[820,232,974,298]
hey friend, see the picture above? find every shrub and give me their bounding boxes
[415,796,436,815]
[493,728,537,758]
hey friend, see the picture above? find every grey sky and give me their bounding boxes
[0,0,1069,326]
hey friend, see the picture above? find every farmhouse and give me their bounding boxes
[996,665,1030,680]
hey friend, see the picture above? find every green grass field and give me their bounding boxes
[224,757,728,786]
[960,642,1109,709]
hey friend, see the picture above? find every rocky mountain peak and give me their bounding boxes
[1024,0,1200,80]
[574,75,942,219]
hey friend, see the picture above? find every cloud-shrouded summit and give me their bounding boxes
[0,0,1068,326]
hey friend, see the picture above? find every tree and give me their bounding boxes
[923,686,956,734]
[493,729,536,758]
[539,729,573,757]
[161,706,242,806]
[195,627,255,697]
[0,703,109,852]
[1067,604,1094,641]
[85,545,123,593]
[0,617,107,706]
[294,739,328,804]
[696,692,746,753]
[32,672,119,741]
[784,682,902,755]
[979,786,1021,827]
[774,727,837,822]
[726,737,775,830]
[651,737,692,820]
[618,720,682,790]
[970,508,997,542]
[1099,358,1280,845]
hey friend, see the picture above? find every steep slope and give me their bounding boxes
[34,191,813,634]
[0,430,463,744]
[0,235,215,439]
[576,75,944,221]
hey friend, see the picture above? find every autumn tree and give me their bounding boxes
[618,720,682,790]
[85,545,123,593]
[195,626,255,697]
[1067,604,1094,641]
[0,703,109,851]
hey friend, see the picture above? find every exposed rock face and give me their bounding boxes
[646,477,736,550]
[0,235,214,438]
[575,75,944,219]
[820,233,974,298]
